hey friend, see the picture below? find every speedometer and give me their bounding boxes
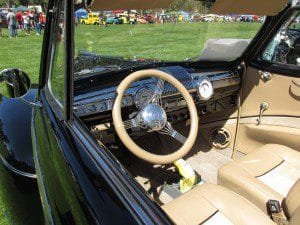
[197,78,213,100]
[134,87,155,109]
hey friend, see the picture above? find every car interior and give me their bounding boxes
[70,1,300,224]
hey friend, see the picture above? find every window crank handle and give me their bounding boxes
[257,102,269,125]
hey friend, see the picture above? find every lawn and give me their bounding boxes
[74,22,262,61]
[0,22,262,83]
[0,167,43,225]
[0,22,261,225]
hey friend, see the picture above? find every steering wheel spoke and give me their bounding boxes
[159,122,187,144]
[150,78,165,106]
[123,117,140,129]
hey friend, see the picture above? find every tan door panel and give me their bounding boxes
[236,119,300,154]
[290,79,300,100]
[236,67,300,155]
[241,67,300,117]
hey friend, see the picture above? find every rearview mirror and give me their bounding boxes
[0,68,31,99]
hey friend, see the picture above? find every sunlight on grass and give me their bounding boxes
[0,22,261,85]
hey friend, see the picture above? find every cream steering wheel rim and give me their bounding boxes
[112,69,199,164]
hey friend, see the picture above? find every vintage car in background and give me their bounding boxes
[80,12,100,25]
[105,15,124,24]
[0,0,300,224]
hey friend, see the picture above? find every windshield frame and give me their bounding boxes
[40,2,292,118]
[251,6,300,77]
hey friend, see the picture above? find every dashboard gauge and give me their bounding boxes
[197,78,213,100]
[134,87,155,109]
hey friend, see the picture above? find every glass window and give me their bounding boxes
[261,11,300,66]
[48,0,66,106]
[73,1,264,79]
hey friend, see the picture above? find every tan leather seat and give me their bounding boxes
[284,180,300,222]
[218,144,300,215]
[162,183,275,225]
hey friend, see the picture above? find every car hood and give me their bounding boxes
[88,0,288,16]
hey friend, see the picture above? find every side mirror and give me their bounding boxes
[0,68,31,99]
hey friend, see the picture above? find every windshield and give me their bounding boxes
[74,1,264,78]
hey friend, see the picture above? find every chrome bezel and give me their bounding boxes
[197,78,214,101]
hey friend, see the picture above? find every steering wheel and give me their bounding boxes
[112,69,199,164]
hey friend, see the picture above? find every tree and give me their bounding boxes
[0,0,10,7]
[169,0,213,13]
[0,0,48,11]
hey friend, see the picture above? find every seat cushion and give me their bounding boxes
[283,180,300,219]
[162,183,275,225]
[218,144,300,214]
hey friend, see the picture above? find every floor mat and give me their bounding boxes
[186,149,233,184]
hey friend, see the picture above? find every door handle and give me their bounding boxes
[257,102,269,125]
[259,71,273,82]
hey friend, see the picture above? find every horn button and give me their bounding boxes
[139,104,167,131]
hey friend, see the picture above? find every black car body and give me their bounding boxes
[0,0,300,224]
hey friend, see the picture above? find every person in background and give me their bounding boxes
[0,16,3,37]
[23,12,30,35]
[16,11,23,30]
[6,9,18,37]
[34,12,41,35]
[28,11,34,29]
[41,12,46,28]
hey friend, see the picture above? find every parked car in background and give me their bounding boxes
[118,14,129,24]
[106,15,123,24]
[80,12,100,25]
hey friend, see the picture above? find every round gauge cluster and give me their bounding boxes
[197,78,214,100]
[134,87,155,109]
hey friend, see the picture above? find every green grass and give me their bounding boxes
[0,22,261,224]
[0,166,43,225]
[0,31,43,84]
[74,22,262,61]
[0,22,262,83]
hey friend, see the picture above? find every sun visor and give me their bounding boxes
[211,0,289,16]
[90,0,175,10]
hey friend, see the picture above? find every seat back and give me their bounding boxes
[283,179,300,224]
[289,207,300,225]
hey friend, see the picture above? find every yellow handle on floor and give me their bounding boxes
[174,159,199,193]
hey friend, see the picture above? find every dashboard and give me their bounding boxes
[74,66,241,122]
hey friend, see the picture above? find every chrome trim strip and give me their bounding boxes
[0,154,37,179]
